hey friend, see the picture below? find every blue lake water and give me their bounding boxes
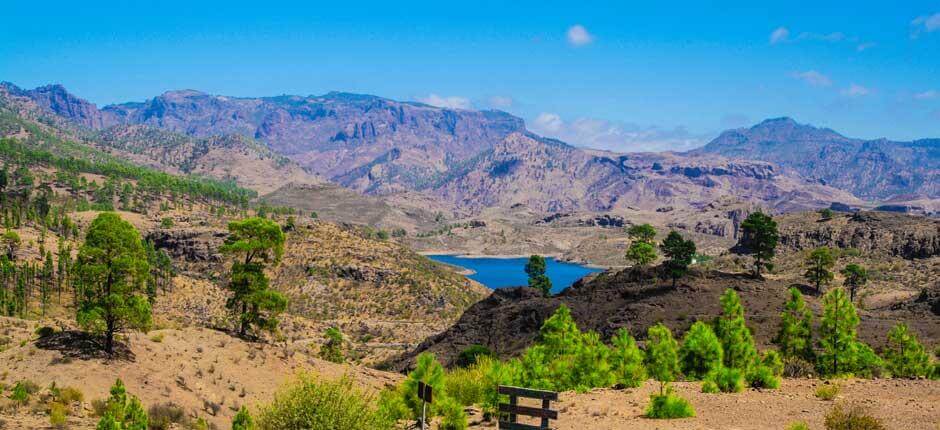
[428,255,602,294]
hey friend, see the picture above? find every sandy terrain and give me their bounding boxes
[469,379,940,430]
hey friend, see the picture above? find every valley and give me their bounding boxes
[0,80,937,429]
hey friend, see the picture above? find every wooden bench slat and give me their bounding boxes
[497,385,559,400]
[499,403,558,420]
[497,420,550,430]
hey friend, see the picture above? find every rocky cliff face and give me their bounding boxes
[695,117,940,200]
[776,211,940,259]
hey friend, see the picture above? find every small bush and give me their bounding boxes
[55,386,84,404]
[91,398,109,417]
[435,396,468,430]
[701,380,718,393]
[783,356,815,378]
[824,404,885,430]
[444,366,486,407]
[707,367,744,393]
[49,402,68,428]
[746,365,780,389]
[455,345,493,368]
[257,374,393,430]
[815,384,840,401]
[787,421,810,430]
[645,388,695,419]
[149,402,189,429]
[35,326,56,338]
[149,333,165,343]
[10,380,38,404]
[760,350,784,376]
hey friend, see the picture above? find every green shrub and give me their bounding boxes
[645,388,695,419]
[700,380,718,393]
[455,345,494,368]
[787,421,810,430]
[678,321,723,380]
[760,350,784,376]
[444,365,487,407]
[55,386,84,404]
[35,326,56,338]
[707,367,744,393]
[783,356,816,378]
[746,365,780,389]
[715,289,758,370]
[402,353,446,421]
[824,404,885,430]
[435,396,467,430]
[852,342,885,378]
[49,402,67,428]
[232,406,254,430]
[883,323,931,378]
[645,323,680,394]
[815,384,840,401]
[376,388,411,424]
[9,380,37,404]
[609,328,646,388]
[257,374,393,430]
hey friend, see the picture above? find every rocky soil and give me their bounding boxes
[467,379,940,430]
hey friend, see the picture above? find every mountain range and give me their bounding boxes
[1,82,935,215]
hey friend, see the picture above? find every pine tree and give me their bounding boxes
[76,213,152,354]
[232,406,255,430]
[320,327,345,363]
[679,321,724,380]
[714,289,758,370]
[626,242,657,268]
[220,217,288,336]
[660,231,696,287]
[739,212,778,278]
[123,396,149,430]
[567,331,615,391]
[774,287,814,360]
[645,323,680,395]
[817,287,860,376]
[840,264,868,302]
[627,224,657,244]
[402,353,446,422]
[609,328,646,388]
[537,304,583,358]
[524,255,552,296]
[884,323,931,378]
[804,247,835,293]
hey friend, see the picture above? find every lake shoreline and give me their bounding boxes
[426,254,603,293]
[421,251,609,270]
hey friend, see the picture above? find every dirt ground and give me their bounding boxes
[469,379,940,430]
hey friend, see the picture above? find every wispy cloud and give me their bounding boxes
[841,84,871,97]
[911,13,940,38]
[417,94,472,110]
[487,96,514,109]
[769,27,790,44]
[856,42,876,52]
[797,31,846,42]
[914,90,938,100]
[792,70,832,87]
[530,113,709,152]
[566,25,594,46]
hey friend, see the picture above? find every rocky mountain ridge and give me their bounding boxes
[1,82,869,214]
[695,117,939,200]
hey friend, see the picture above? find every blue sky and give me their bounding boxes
[1,1,938,151]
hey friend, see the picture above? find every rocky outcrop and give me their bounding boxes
[147,228,227,262]
[777,211,940,259]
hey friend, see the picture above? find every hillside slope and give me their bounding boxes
[695,117,940,200]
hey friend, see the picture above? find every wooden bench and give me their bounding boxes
[497,385,559,430]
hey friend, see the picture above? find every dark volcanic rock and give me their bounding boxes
[777,211,940,259]
[147,228,227,262]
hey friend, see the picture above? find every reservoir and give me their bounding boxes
[428,254,602,294]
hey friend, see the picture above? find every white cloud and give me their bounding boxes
[487,96,514,109]
[912,13,940,37]
[769,27,790,44]
[841,84,871,97]
[856,42,876,52]
[914,90,938,100]
[417,94,472,110]
[529,113,708,152]
[566,25,594,46]
[792,70,833,87]
[797,31,846,42]
[533,113,564,133]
